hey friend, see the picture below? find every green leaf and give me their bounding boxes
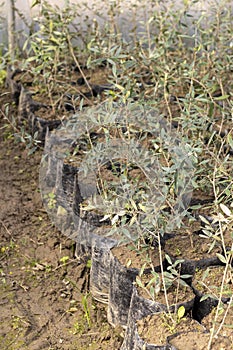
[112,64,117,77]
[86,56,92,68]
[31,0,41,8]
[150,286,155,298]
[26,56,37,62]
[199,215,211,225]
[138,203,147,212]
[216,253,227,264]
[121,228,132,239]
[189,204,202,210]
[165,254,172,265]
[200,294,216,302]
[136,276,144,288]
[208,102,214,118]
[214,94,229,101]
[227,134,233,150]
[114,83,125,92]
[130,199,137,211]
[177,305,185,319]
[86,259,92,268]
[139,263,147,277]
[220,203,232,217]
[60,256,69,264]
[180,274,193,279]
[99,214,111,222]
[129,215,136,226]
[111,214,119,225]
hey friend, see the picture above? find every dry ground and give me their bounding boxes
[0,92,123,350]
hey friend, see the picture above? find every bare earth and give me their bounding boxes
[0,94,123,350]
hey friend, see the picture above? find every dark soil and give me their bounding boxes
[0,92,123,350]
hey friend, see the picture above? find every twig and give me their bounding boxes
[0,219,14,239]
[52,258,81,271]
[0,108,18,133]
[66,33,93,95]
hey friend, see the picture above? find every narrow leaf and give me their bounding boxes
[220,203,232,217]
[130,199,138,211]
[136,276,144,288]
[214,94,229,101]
[199,215,211,225]
[216,253,227,264]
[227,134,233,150]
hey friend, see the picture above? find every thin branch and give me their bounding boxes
[8,0,16,60]
[66,32,93,95]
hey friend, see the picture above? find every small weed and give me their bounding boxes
[71,319,86,335]
[44,192,57,209]
[70,294,95,335]
[161,305,186,334]
[81,293,92,328]
[11,316,23,330]
[0,69,6,86]
[60,256,69,265]
[0,240,18,257]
